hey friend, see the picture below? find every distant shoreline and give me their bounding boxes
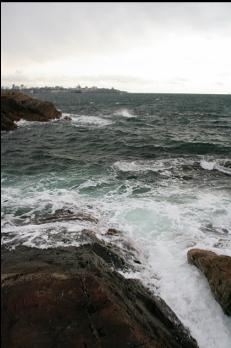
[1,87,230,96]
[1,86,128,95]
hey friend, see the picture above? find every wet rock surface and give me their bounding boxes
[2,239,198,348]
[1,91,61,130]
[63,115,72,121]
[187,248,231,316]
[33,209,99,225]
[105,228,122,236]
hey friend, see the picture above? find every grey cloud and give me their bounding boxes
[2,3,231,63]
[1,3,231,93]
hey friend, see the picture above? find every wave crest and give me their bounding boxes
[200,159,231,176]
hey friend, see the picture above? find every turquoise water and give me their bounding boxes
[1,92,231,347]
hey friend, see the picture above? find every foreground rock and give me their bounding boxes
[2,241,198,348]
[1,91,61,131]
[187,248,231,316]
[33,208,99,225]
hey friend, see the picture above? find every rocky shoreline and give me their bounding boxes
[2,206,231,347]
[2,228,199,348]
[1,91,61,131]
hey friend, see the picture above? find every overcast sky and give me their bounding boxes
[1,2,231,93]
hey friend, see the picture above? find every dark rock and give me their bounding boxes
[187,248,231,315]
[32,209,98,225]
[85,242,127,270]
[106,228,121,236]
[1,91,61,131]
[1,113,18,131]
[1,243,198,348]
[63,116,72,121]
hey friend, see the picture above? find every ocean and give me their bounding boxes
[1,91,231,347]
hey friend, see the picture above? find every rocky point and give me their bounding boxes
[1,91,61,131]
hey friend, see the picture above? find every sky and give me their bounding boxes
[1,2,231,93]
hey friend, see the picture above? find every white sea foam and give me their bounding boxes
[73,115,113,127]
[114,158,194,174]
[215,164,231,176]
[200,159,231,176]
[15,117,59,127]
[15,119,41,127]
[146,242,231,348]
[1,185,100,249]
[114,108,135,118]
[114,158,231,178]
[1,170,231,347]
[62,113,113,127]
[15,119,31,126]
[200,159,216,170]
[99,187,231,348]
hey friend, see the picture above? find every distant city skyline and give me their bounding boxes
[2,2,231,94]
[2,83,124,91]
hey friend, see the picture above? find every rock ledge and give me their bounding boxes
[1,91,61,131]
[187,248,231,316]
[1,241,199,348]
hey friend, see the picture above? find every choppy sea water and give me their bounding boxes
[1,92,231,347]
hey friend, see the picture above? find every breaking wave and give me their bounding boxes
[200,159,231,176]
[62,113,113,127]
[113,108,135,118]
